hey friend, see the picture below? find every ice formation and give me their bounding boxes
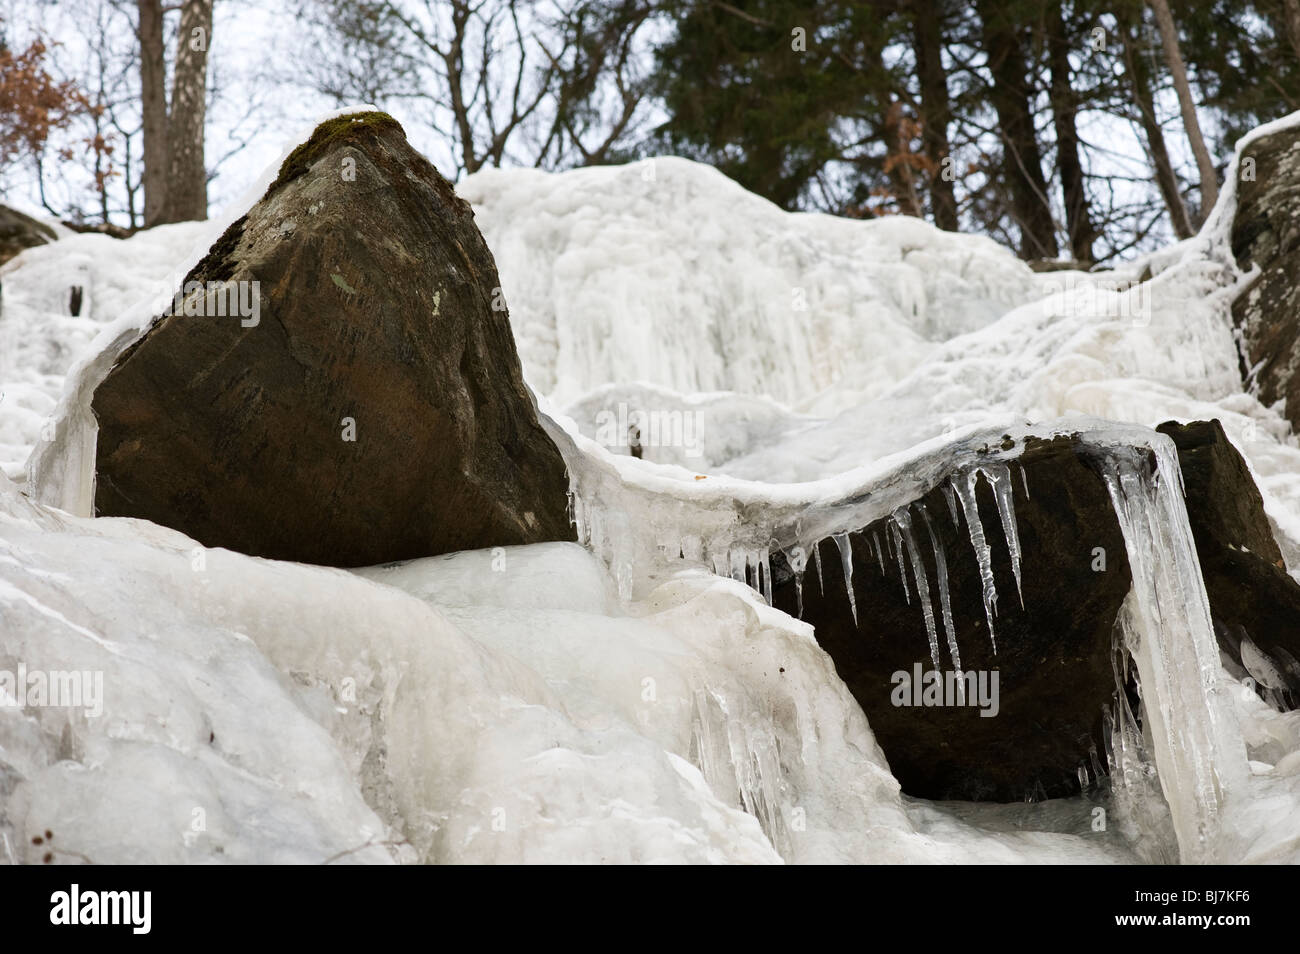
[459,158,1043,414]
[2,107,1300,863]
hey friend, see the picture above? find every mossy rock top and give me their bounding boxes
[265,111,404,199]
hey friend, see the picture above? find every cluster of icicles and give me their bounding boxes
[558,419,1248,862]
[567,454,1031,684]
[767,462,1028,701]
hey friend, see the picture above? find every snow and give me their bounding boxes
[2,106,1300,863]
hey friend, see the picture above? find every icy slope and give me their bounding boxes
[460,157,1042,414]
[0,223,208,477]
[0,473,1153,863]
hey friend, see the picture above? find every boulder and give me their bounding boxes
[1231,124,1300,430]
[0,205,57,266]
[91,112,575,566]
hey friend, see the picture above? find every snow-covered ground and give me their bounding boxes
[1,110,1299,863]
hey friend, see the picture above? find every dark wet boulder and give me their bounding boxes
[91,112,575,566]
[1231,123,1300,431]
[0,205,57,267]
[771,434,1135,802]
[1157,419,1300,705]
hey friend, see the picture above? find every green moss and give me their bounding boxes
[263,111,404,199]
[183,213,248,286]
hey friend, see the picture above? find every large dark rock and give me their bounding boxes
[91,112,575,566]
[1158,419,1300,704]
[771,434,1135,802]
[0,205,57,266]
[1231,124,1300,430]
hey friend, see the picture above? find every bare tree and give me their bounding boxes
[1147,0,1217,217]
[1047,0,1098,263]
[911,0,956,231]
[1117,4,1193,240]
[138,0,214,225]
[162,0,213,221]
[297,0,656,176]
[975,0,1057,259]
[137,0,167,223]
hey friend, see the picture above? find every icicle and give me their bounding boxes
[812,541,824,595]
[567,491,581,538]
[728,547,747,584]
[886,519,911,605]
[953,471,999,652]
[1017,461,1031,501]
[985,463,1025,609]
[872,532,885,574]
[711,551,729,580]
[831,532,857,627]
[1102,442,1249,863]
[1088,742,1105,785]
[942,482,961,527]
[919,503,962,682]
[1106,607,1177,864]
[894,505,946,680]
[759,546,773,606]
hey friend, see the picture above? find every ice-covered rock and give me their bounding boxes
[1230,120,1300,433]
[3,470,1155,864]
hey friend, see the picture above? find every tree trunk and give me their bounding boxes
[913,0,957,230]
[1047,1,1098,262]
[1147,0,1218,218]
[1120,9,1194,239]
[138,0,168,227]
[161,0,214,223]
[1283,0,1300,61]
[975,0,1057,259]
